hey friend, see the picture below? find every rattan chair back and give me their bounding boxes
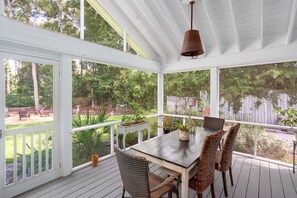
[192,129,225,193]
[203,116,225,130]
[220,123,240,172]
[114,145,151,197]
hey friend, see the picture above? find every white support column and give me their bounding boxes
[59,55,73,177]
[123,29,127,52]
[0,56,5,196]
[80,0,84,40]
[0,0,4,16]
[157,73,164,136]
[210,67,220,117]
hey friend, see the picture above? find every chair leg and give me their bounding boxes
[198,192,203,198]
[168,190,172,198]
[174,187,179,198]
[122,188,125,198]
[222,172,228,197]
[229,167,234,186]
[211,182,216,198]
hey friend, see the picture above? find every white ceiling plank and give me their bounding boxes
[260,0,264,49]
[133,0,179,57]
[227,0,241,52]
[202,0,223,54]
[114,0,167,63]
[162,44,297,73]
[152,0,183,46]
[286,0,297,45]
[175,0,207,58]
[97,0,157,60]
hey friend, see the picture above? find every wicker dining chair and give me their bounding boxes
[189,129,225,198]
[114,145,179,198]
[215,123,240,197]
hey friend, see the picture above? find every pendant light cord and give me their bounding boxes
[190,1,194,30]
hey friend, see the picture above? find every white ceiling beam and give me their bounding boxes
[153,0,183,47]
[227,0,241,52]
[176,0,207,57]
[133,0,179,57]
[286,0,297,45]
[260,0,264,49]
[202,0,223,54]
[0,16,160,72]
[162,44,297,73]
[114,0,168,63]
[97,0,157,60]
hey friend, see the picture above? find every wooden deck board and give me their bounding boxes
[246,158,261,198]
[14,154,297,198]
[259,161,272,198]
[270,163,284,198]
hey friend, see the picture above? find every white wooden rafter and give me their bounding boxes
[202,0,223,54]
[153,0,183,46]
[286,0,297,45]
[113,1,168,62]
[227,0,241,52]
[96,0,157,60]
[260,0,264,49]
[133,0,179,57]
[176,0,207,57]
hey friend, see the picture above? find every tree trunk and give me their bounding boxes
[6,68,10,94]
[32,63,40,110]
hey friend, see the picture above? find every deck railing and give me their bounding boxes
[71,113,295,170]
[71,114,159,171]
[5,124,54,186]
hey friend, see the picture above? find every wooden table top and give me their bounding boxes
[131,127,218,168]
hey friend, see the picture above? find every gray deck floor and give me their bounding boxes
[15,154,297,198]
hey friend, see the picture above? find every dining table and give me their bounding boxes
[131,127,220,198]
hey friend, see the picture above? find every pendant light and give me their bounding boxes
[181,0,204,58]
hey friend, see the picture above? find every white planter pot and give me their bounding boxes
[179,130,189,141]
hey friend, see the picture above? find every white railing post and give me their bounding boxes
[0,55,5,193]
[110,125,114,155]
[210,67,220,117]
[157,73,164,136]
[253,126,257,157]
[60,55,73,177]
[183,117,186,125]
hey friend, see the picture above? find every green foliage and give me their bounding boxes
[121,102,145,126]
[234,125,288,162]
[72,109,110,166]
[278,108,297,127]
[6,95,34,107]
[177,124,189,131]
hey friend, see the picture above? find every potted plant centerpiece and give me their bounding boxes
[278,108,297,140]
[178,123,190,141]
[177,117,196,141]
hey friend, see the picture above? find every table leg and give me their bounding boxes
[293,142,297,173]
[138,130,142,144]
[116,131,119,146]
[123,134,126,150]
[181,168,189,198]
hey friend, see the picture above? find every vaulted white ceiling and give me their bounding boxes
[96,0,297,71]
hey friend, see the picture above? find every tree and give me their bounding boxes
[31,63,40,110]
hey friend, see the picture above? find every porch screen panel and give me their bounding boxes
[219,61,297,163]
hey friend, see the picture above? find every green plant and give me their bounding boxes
[177,124,189,132]
[278,108,297,128]
[121,102,145,126]
[72,108,110,166]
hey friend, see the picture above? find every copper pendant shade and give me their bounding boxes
[181,0,204,57]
